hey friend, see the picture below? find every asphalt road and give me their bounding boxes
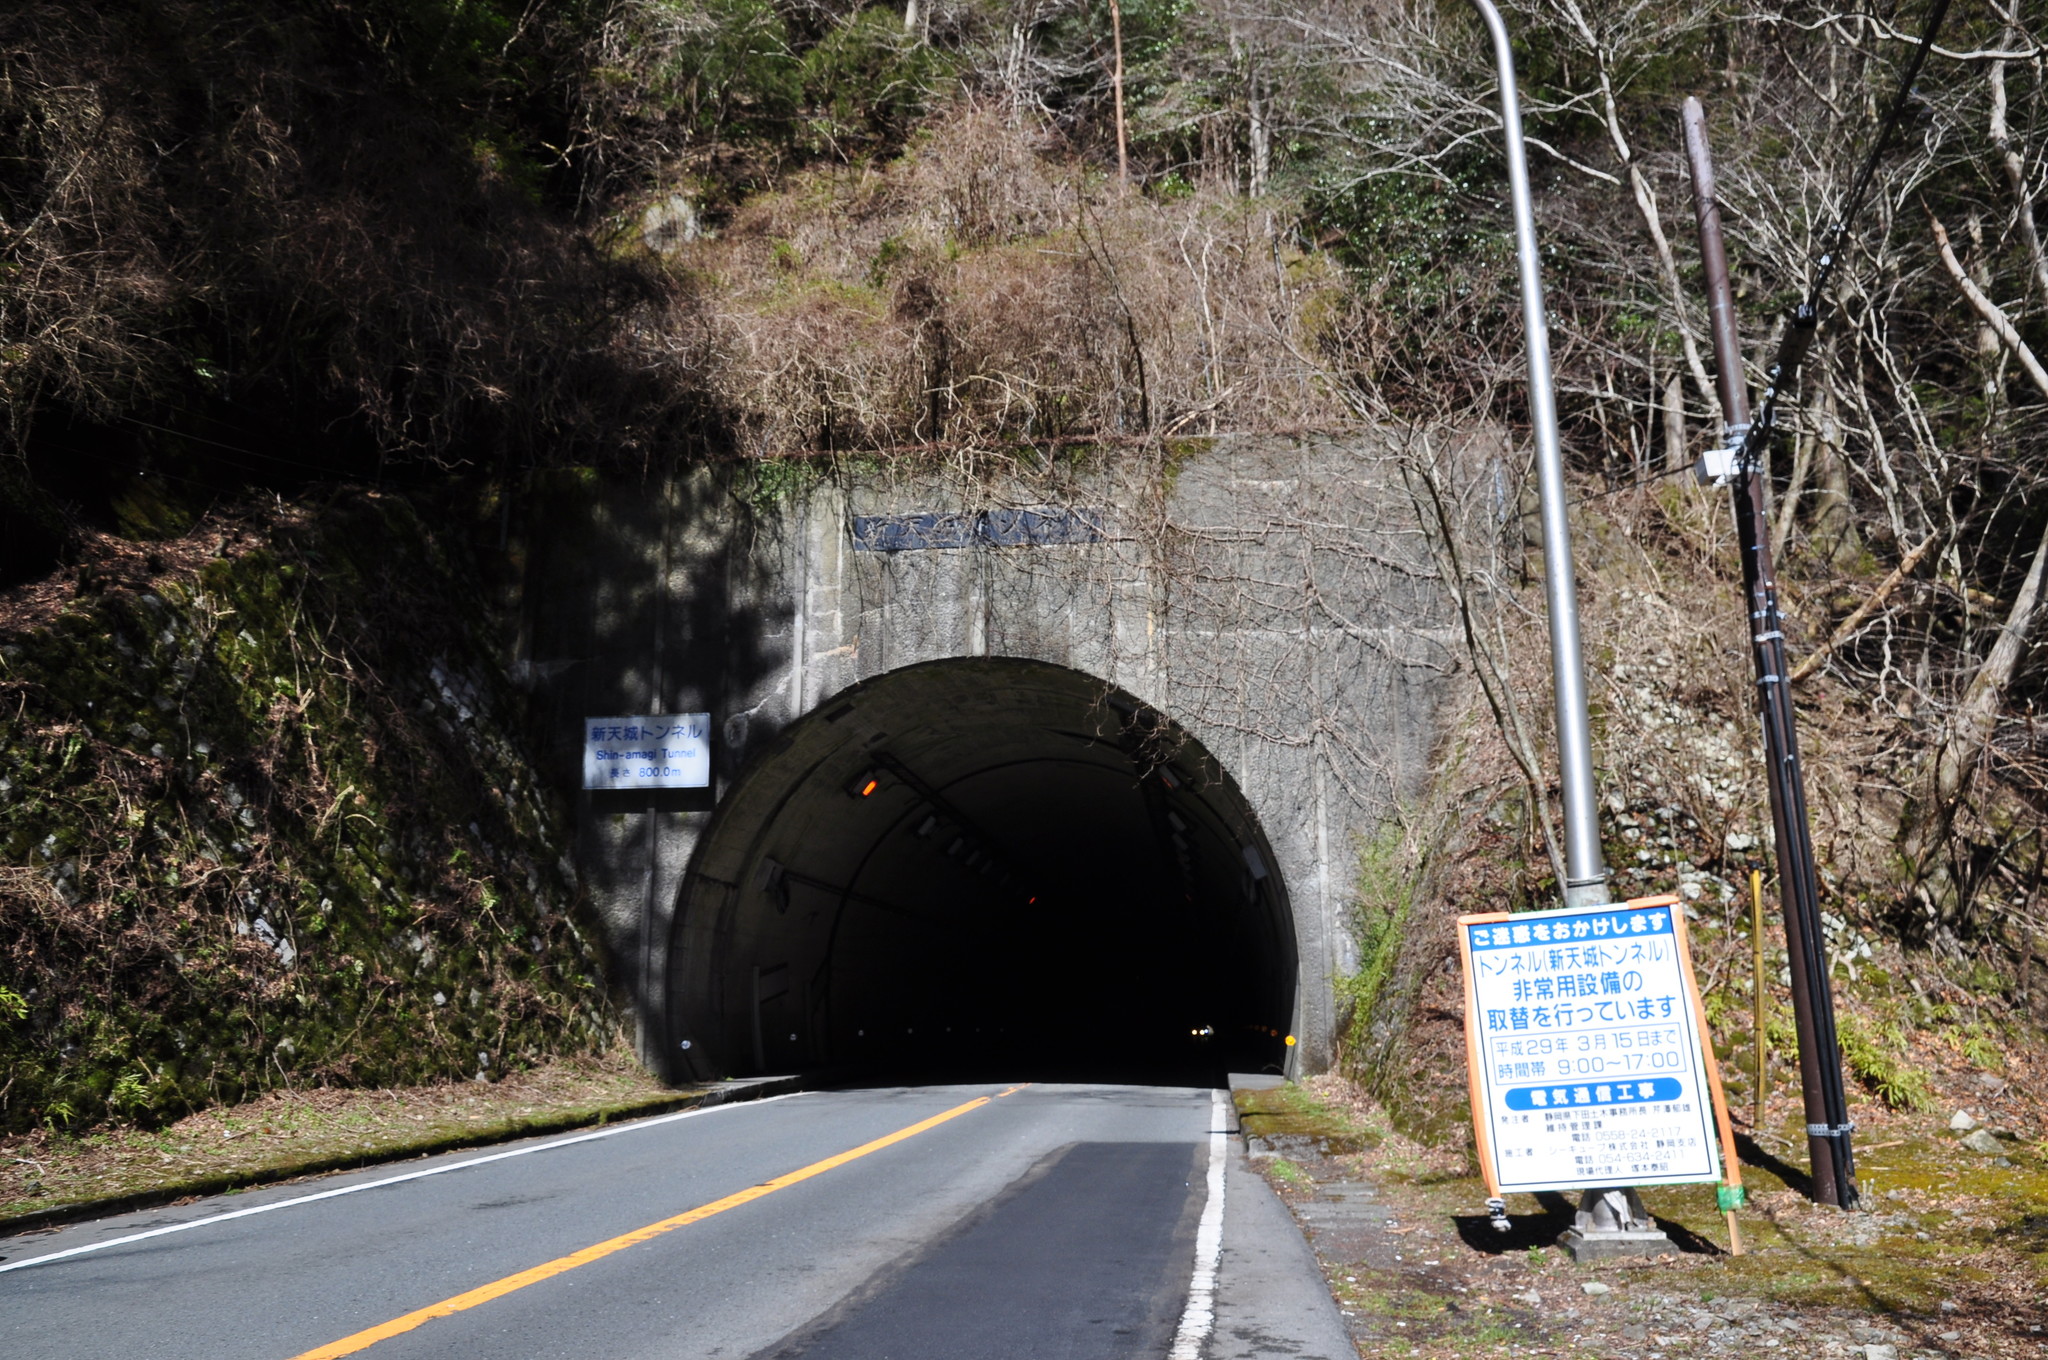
[1,1081,1353,1360]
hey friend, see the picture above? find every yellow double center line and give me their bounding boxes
[293,1090,1021,1359]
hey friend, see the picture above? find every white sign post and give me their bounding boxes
[582,714,711,790]
[1459,897,1731,1200]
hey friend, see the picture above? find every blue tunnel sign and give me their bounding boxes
[582,714,712,790]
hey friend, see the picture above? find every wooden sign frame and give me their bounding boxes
[1457,894,1743,1206]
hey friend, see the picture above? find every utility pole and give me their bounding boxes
[1682,97,1857,1209]
[1109,0,1130,187]
[1468,0,1670,1260]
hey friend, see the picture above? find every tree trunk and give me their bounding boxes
[1772,388,1816,564]
[1661,374,1686,472]
[1811,380,1861,568]
[1903,211,2048,916]
[1110,0,1129,187]
[1904,512,2048,906]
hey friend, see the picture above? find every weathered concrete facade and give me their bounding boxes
[509,435,1459,1079]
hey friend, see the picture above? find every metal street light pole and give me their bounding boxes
[1468,0,1667,1260]
[1466,0,1608,914]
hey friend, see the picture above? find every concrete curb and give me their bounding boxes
[0,1074,802,1239]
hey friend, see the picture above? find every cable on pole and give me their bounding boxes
[1680,0,1949,1210]
[1733,0,1953,479]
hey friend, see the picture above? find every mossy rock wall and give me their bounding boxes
[0,491,615,1134]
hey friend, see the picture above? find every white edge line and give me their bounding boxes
[1168,1087,1229,1360]
[0,1089,805,1276]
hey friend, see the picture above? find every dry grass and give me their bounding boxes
[0,1049,687,1228]
[1354,455,2048,1145]
[1246,1071,2048,1360]
[656,103,1354,461]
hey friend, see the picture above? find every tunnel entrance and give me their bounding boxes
[665,658,1297,1086]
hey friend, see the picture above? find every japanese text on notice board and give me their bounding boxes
[1462,904,1720,1193]
[582,714,711,790]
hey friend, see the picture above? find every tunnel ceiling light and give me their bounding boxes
[847,769,884,799]
[947,837,965,857]
[1155,764,1183,791]
[916,814,938,837]
[1166,810,1188,833]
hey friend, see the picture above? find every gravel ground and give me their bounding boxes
[1240,1075,2048,1360]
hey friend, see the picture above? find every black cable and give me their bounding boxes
[115,414,351,477]
[1730,0,1950,1210]
[1737,0,1953,474]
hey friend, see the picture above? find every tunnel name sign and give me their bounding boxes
[1457,898,1720,1194]
[582,714,711,790]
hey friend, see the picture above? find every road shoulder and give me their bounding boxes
[1,1056,796,1238]
[1209,1073,1358,1359]
[1210,1132,1359,1359]
[1237,1072,2045,1360]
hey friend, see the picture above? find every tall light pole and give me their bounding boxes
[1466,0,1608,913]
[1468,0,1671,1260]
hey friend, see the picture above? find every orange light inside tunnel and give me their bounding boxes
[857,777,880,797]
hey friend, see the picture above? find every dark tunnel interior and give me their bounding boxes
[666,658,1298,1087]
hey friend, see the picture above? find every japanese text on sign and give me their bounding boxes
[582,714,711,790]
[1460,903,1720,1193]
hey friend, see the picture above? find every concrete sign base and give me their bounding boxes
[1557,1227,1673,1262]
[1557,1187,1672,1262]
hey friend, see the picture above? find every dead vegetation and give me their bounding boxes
[6,0,2048,1153]
[654,103,1353,460]
[1245,1073,2048,1360]
[0,1047,673,1225]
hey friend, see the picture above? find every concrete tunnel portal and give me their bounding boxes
[664,658,1299,1085]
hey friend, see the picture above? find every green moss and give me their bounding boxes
[1158,437,1216,497]
[1333,797,1477,1149]
[1235,1081,1382,1155]
[0,490,617,1135]
[746,457,826,511]
[108,475,203,541]
[1338,821,1413,1041]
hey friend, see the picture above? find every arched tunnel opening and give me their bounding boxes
[666,658,1298,1087]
